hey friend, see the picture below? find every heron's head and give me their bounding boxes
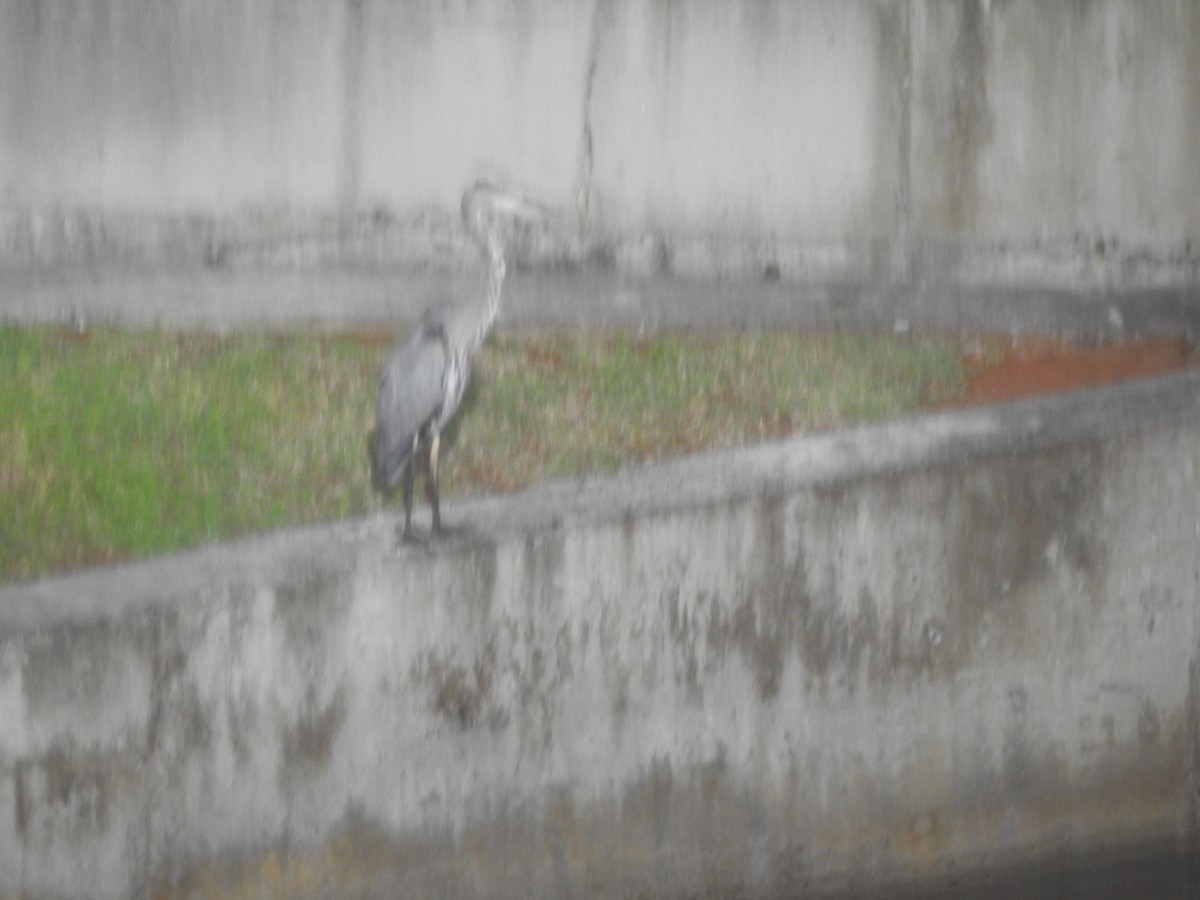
[461,179,550,259]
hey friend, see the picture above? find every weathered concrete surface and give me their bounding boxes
[4,267,1199,347]
[2,0,1199,292]
[2,372,1199,898]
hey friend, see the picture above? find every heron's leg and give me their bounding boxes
[429,429,443,534]
[400,436,418,542]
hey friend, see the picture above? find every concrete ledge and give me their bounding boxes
[2,372,1199,897]
[3,267,1199,344]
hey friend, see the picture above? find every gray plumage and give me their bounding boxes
[370,180,546,540]
[369,314,447,493]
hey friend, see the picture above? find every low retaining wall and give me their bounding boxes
[2,371,1199,898]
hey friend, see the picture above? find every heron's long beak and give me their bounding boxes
[467,177,554,223]
[488,189,552,222]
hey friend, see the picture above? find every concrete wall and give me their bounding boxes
[2,0,1199,292]
[2,371,1198,898]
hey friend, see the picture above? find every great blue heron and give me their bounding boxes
[369,180,546,541]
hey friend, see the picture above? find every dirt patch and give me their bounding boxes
[946,335,1200,407]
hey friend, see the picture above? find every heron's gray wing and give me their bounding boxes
[370,326,445,492]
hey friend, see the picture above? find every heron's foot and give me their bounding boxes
[393,519,469,548]
[396,524,428,547]
[432,520,472,540]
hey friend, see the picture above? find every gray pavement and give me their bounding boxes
[3,265,1198,341]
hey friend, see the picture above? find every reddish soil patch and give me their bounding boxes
[948,335,1200,407]
[345,326,397,349]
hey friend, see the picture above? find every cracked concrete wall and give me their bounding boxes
[1,372,1198,898]
[1,0,1198,290]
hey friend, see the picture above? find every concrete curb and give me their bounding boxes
[3,266,1199,342]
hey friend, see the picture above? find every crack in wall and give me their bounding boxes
[576,0,610,236]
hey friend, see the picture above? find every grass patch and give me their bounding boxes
[0,324,966,582]
[456,330,964,490]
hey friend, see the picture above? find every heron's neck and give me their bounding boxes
[481,240,506,331]
[462,241,506,359]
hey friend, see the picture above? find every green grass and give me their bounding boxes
[0,324,966,583]
[457,331,964,488]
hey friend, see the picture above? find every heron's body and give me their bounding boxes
[370,181,538,539]
[369,264,502,495]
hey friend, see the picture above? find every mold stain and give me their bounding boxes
[153,805,406,899]
[663,584,703,702]
[147,725,1192,898]
[417,643,499,731]
[279,686,348,787]
[950,445,1104,644]
[521,529,565,615]
[12,744,139,842]
[701,491,893,699]
[226,696,257,769]
[439,537,500,622]
[272,567,353,657]
[692,442,1109,701]
[21,615,156,729]
[147,612,214,762]
[728,493,805,701]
